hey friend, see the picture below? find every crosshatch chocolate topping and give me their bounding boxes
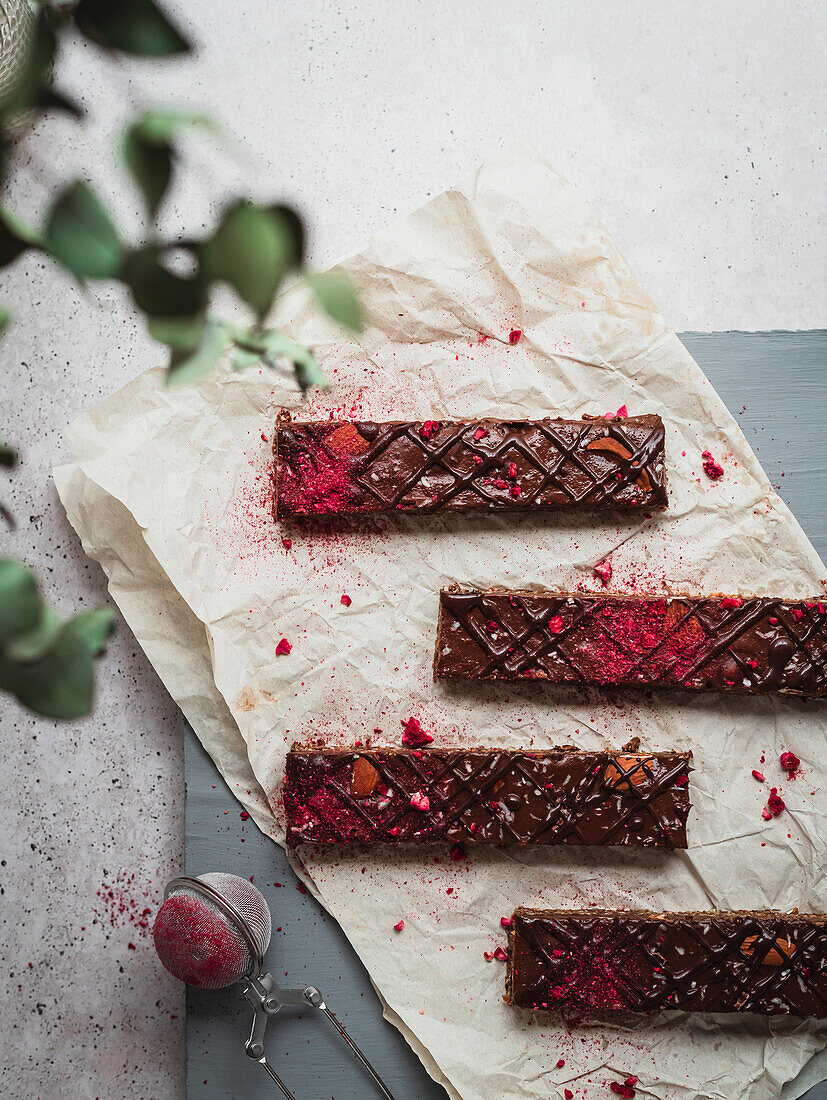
[274,414,667,517]
[505,908,827,1017]
[435,589,827,698]
[283,742,691,848]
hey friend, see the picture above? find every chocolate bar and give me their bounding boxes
[435,589,827,698]
[505,908,827,1016]
[274,413,667,517]
[283,741,691,848]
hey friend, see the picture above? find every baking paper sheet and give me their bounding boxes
[56,142,827,1099]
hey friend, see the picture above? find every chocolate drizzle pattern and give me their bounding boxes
[436,589,827,698]
[506,909,827,1017]
[275,414,667,517]
[283,744,691,848]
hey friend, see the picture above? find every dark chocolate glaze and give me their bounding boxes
[283,745,691,848]
[436,590,827,698]
[506,908,827,1017]
[274,414,667,517]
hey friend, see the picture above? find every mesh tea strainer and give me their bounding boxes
[154,873,397,1099]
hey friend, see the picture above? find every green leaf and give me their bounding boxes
[0,560,41,640]
[123,129,171,220]
[266,204,305,268]
[67,608,116,655]
[0,306,10,335]
[201,202,296,320]
[73,0,191,58]
[122,247,206,318]
[122,111,214,220]
[307,273,363,332]
[0,207,41,268]
[165,319,227,387]
[6,606,60,663]
[45,182,122,279]
[0,626,95,719]
[148,313,205,350]
[130,109,215,143]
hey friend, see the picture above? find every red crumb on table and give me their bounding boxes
[340,593,352,606]
[281,538,292,550]
[449,843,467,861]
[240,810,249,820]
[565,1091,574,1100]
[594,559,612,586]
[493,947,507,961]
[401,716,434,747]
[548,615,565,633]
[767,788,785,816]
[780,751,801,775]
[701,450,724,480]
[761,808,772,821]
[394,920,404,932]
[752,770,765,782]
[508,329,522,344]
[556,1058,565,1068]
[419,420,440,440]
[410,791,430,812]
[501,916,513,929]
[275,638,292,656]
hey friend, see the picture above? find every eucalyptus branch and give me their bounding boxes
[0,0,363,717]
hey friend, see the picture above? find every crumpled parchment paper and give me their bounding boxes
[55,142,827,1100]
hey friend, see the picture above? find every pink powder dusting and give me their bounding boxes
[95,873,154,939]
[153,893,247,988]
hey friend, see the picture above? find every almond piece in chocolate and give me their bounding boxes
[603,754,655,791]
[350,756,380,797]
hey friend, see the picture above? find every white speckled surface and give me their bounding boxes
[0,2,824,1097]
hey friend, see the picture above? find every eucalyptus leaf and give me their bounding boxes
[122,110,214,219]
[122,247,206,318]
[73,0,191,58]
[307,273,363,332]
[267,204,305,268]
[131,109,215,143]
[45,181,122,279]
[0,306,10,335]
[148,314,205,350]
[6,606,60,663]
[0,559,41,640]
[165,319,227,386]
[0,626,95,719]
[201,202,296,320]
[122,129,172,220]
[67,608,116,655]
[0,206,41,268]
